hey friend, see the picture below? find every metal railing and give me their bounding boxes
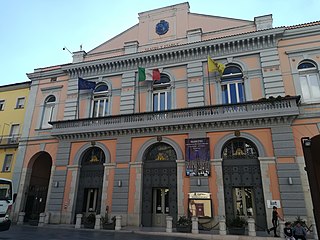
[0,135,20,145]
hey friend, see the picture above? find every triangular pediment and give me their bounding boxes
[85,2,257,61]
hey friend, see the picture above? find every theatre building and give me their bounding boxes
[13,2,320,230]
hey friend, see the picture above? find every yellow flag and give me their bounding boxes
[207,56,225,76]
[207,56,216,73]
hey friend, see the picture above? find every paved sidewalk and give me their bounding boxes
[17,223,316,240]
[123,226,279,240]
[121,225,316,240]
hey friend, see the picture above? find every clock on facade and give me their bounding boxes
[155,20,169,35]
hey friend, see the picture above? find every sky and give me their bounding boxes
[1,0,320,86]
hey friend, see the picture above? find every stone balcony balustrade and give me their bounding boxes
[50,96,300,140]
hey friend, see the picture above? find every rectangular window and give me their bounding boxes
[16,97,25,109]
[222,82,244,104]
[92,98,108,118]
[42,105,54,128]
[9,124,19,143]
[0,100,5,111]
[300,74,320,102]
[153,91,171,111]
[2,154,13,172]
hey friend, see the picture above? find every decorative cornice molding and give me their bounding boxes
[52,115,296,141]
[61,29,284,79]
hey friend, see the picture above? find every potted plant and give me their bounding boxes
[28,213,39,226]
[83,213,96,229]
[101,215,116,230]
[176,215,192,233]
[227,216,247,235]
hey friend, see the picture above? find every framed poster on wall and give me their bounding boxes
[185,138,210,176]
[188,192,212,218]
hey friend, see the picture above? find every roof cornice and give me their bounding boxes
[62,28,285,78]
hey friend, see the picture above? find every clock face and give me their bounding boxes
[155,20,169,35]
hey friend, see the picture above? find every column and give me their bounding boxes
[128,162,143,226]
[212,159,225,217]
[65,165,80,224]
[100,163,116,216]
[13,167,32,221]
[258,157,276,228]
[176,160,185,216]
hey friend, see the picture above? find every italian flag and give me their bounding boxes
[138,67,161,82]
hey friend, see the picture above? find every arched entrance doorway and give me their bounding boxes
[75,146,105,217]
[222,138,267,229]
[141,142,177,227]
[24,152,52,222]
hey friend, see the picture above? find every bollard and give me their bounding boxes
[75,214,82,229]
[219,217,227,235]
[38,212,46,227]
[44,212,50,224]
[247,217,256,236]
[279,220,285,238]
[115,215,122,231]
[191,216,199,234]
[17,212,25,225]
[166,216,173,233]
[94,214,101,229]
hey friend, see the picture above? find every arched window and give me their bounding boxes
[41,95,56,129]
[91,83,109,117]
[153,74,171,111]
[222,138,258,159]
[298,60,320,102]
[144,142,177,161]
[221,65,245,104]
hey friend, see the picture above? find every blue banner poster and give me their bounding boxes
[185,138,210,176]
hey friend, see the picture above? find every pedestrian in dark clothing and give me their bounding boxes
[293,222,306,240]
[267,206,284,237]
[284,222,295,240]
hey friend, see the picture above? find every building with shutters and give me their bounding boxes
[12,2,320,231]
[0,82,30,181]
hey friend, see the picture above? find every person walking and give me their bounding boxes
[267,206,284,237]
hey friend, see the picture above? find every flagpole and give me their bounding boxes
[207,63,212,106]
[77,76,80,119]
[137,71,141,113]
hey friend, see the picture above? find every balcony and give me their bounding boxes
[0,135,20,148]
[51,96,300,139]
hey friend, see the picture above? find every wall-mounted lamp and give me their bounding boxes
[197,178,201,186]
[304,139,311,147]
[288,177,293,185]
[62,46,73,55]
[54,181,59,188]
[118,180,122,187]
[302,137,311,147]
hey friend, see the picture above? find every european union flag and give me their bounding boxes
[78,77,96,90]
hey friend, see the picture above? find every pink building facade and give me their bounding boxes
[12,2,320,232]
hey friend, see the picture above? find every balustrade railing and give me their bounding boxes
[0,135,20,145]
[51,97,299,131]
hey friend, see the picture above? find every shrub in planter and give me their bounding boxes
[227,216,247,235]
[28,213,39,226]
[176,216,192,233]
[101,216,116,230]
[83,213,96,229]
